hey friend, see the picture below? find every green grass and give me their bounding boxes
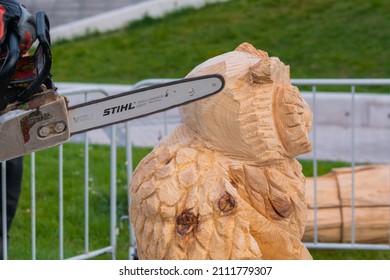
[309,249,390,260]
[8,143,152,260]
[8,143,389,260]
[7,0,390,259]
[52,0,390,85]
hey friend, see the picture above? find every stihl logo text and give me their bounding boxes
[103,102,136,116]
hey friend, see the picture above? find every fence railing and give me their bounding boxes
[293,79,390,250]
[1,78,390,260]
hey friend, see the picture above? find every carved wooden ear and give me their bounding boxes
[250,57,291,86]
[249,59,274,84]
[235,42,268,58]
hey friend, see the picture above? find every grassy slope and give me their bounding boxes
[11,145,390,260]
[8,0,390,259]
[52,0,390,84]
[10,144,150,259]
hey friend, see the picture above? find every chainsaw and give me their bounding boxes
[0,11,224,162]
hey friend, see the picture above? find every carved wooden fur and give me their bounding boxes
[129,43,313,259]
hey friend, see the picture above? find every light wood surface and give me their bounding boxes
[130,43,313,259]
[304,165,390,244]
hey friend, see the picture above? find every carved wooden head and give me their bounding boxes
[180,43,312,162]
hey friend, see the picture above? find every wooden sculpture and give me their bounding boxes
[129,42,313,259]
[304,164,390,244]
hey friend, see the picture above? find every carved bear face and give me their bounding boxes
[180,43,312,162]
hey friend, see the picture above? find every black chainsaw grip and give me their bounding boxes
[18,11,53,102]
[0,33,20,111]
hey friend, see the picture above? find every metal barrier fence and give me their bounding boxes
[1,78,390,260]
[295,79,390,251]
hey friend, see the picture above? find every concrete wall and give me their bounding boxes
[59,81,390,130]
[302,92,390,129]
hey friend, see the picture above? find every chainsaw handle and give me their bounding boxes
[18,11,53,102]
[0,32,20,110]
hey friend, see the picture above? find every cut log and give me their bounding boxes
[304,165,390,244]
[129,42,313,259]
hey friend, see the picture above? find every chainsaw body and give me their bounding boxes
[0,91,69,161]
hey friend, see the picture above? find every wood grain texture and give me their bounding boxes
[304,165,390,244]
[130,43,313,259]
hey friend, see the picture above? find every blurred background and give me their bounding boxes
[21,0,147,27]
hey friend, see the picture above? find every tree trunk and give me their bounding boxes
[304,165,390,244]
